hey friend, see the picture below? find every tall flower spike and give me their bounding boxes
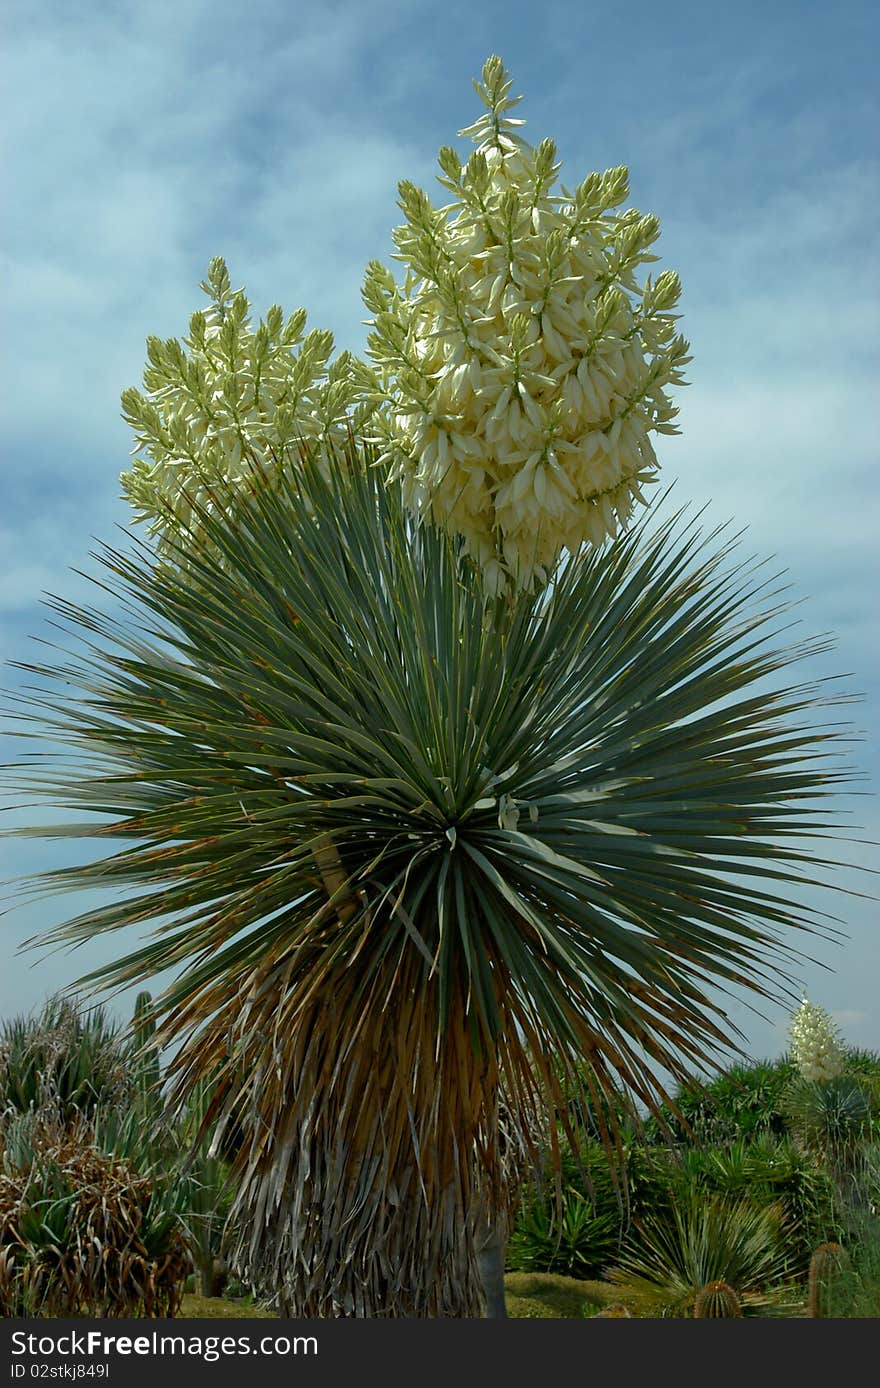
[364,55,691,594]
[788,999,845,1083]
[120,257,377,558]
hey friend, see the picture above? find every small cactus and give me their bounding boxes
[807,1242,850,1318]
[693,1280,743,1317]
[593,1303,632,1317]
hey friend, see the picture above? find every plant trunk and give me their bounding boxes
[475,1214,508,1318]
[198,1255,227,1299]
[222,952,511,1317]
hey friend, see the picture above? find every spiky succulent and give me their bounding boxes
[807,1242,851,1317]
[608,1195,794,1315]
[3,441,857,1313]
[692,1279,743,1317]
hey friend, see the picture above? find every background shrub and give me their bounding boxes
[0,1112,188,1317]
[0,996,131,1122]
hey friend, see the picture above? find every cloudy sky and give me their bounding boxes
[1,0,877,1065]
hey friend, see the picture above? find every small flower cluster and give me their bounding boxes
[120,257,376,555]
[788,999,845,1084]
[363,55,690,593]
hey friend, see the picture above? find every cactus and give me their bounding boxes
[133,990,161,1105]
[593,1303,632,1317]
[807,1242,850,1318]
[693,1280,743,1317]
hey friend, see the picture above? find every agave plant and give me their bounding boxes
[0,1110,188,1317]
[0,995,130,1122]
[2,438,858,1314]
[606,1193,795,1316]
[783,1073,876,1212]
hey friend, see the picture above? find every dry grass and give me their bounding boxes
[180,1274,620,1320]
[180,1294,276,1318]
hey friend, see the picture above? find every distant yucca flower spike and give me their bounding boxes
[364,54,691,593]
[789,999,845,1083]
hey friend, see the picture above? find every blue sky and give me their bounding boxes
[1,0,878,1065]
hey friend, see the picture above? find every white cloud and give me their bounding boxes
[0,0,429,456]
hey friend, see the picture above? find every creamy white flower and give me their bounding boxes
[788,999,845,1084]
[363,55,691,592]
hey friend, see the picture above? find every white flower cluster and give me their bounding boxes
[120,257,376,554]
[363,55,691,593]
[788,999,845,1084]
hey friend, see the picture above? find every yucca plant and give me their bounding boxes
[2,438,859,1315]
[783,1074,876,1203]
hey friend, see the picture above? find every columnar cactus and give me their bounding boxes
[807,1242,850,1318]
[693,1280,743,1317]
[133,989,161,1105]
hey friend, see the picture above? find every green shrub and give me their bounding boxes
[655,1134,838,1268]
[507,1185,620,1279]
[839,1217,880,1317]
[644,1059,795,1146]
[645,1051,880,1152]
[843,1050,880,1085]
[513,1047,880,1308]
[509,1130,675,1280]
